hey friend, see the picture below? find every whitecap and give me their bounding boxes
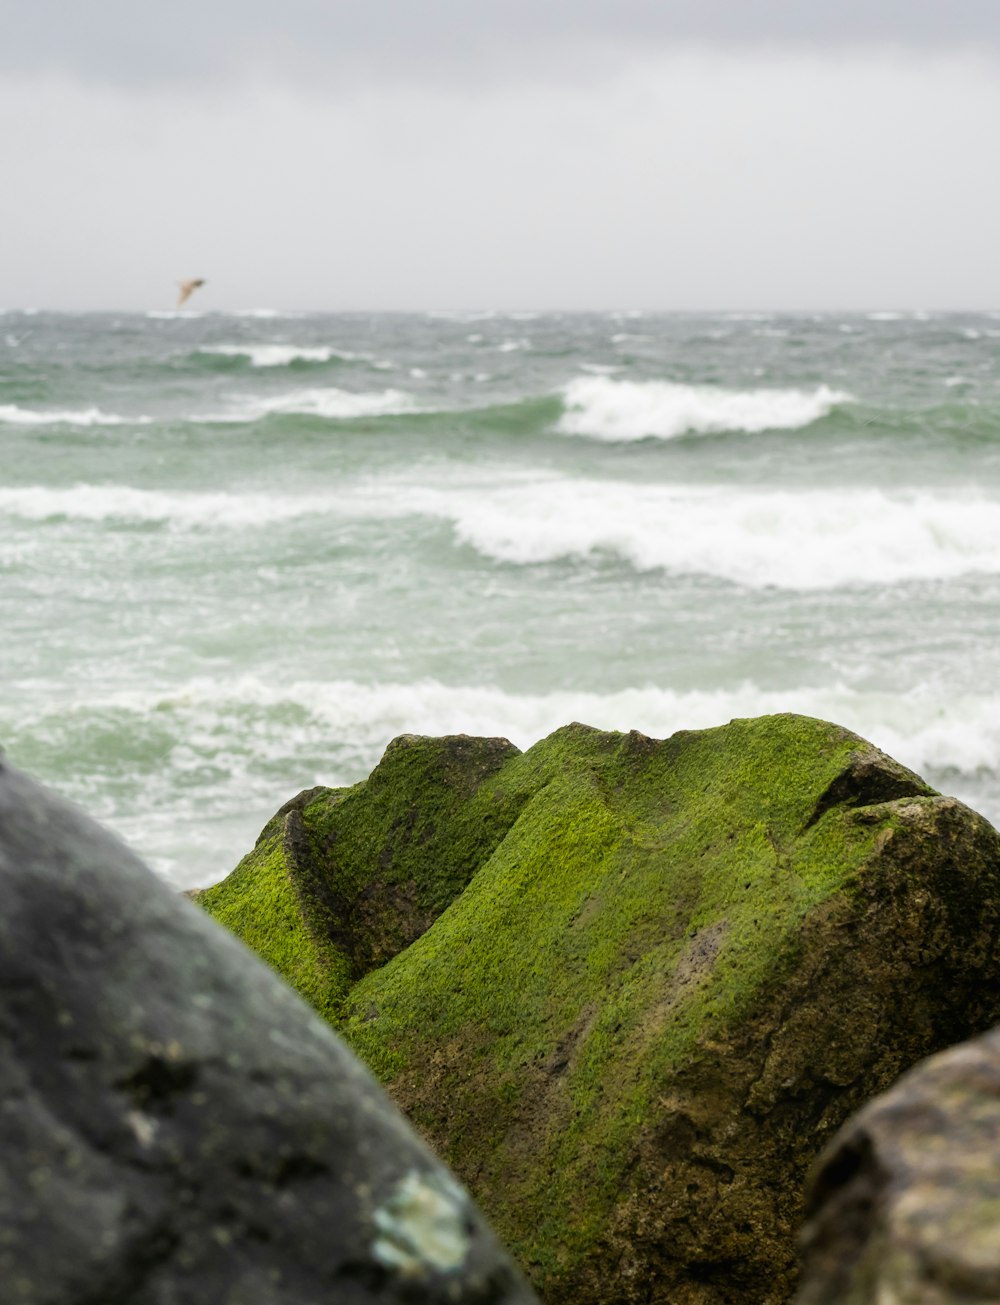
[10,474,998,592]
[0,484,331,529]
[395,477,1000,591]
[556,376,850,442]
[226,308,299,319]
[203,387,415,423]
[39,674,1000,814]
[0,404,151,427]
[198,344,349,367]
[610,332,651,344]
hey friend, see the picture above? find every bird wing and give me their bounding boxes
[176,279,205,308]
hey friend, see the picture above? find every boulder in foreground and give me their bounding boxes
[201,715,1000,1303]
[797,1021,1000,1304]
[0,761,538,1305]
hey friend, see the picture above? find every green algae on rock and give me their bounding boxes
[195,733,520,1021]
[199,715,1000,1304]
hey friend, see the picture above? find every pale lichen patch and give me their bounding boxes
[372,1170,471,1275]
[126,1111,156,1147]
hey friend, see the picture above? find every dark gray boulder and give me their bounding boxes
[0,761,539,1305]
[797,1023,1000,1304]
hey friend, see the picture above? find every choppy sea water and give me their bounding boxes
[3,308,999,887]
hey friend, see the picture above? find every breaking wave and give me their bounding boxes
[0,484,328,528]
[203,387,416,422]
[8,474,998,590]
[557,376,851,441]
[0,404,151,427]
[23,674,1000,816]
[7,458,915,586]
[225,308,300,319]
[197,344,354,368]
[435,480,1000,589]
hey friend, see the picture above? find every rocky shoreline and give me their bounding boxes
[4,713,1000,1302]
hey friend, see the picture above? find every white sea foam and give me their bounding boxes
[226,308,299,319]
[610,332,651,344]
[13,670,1000,888]
[205,387,415,422]
[0,404,150,427]
[401,478,1000,590]
[6,476,998,590]
[38,674,1000,803]
[866,311,906,321]
[147,310,204,320]
[0,484,331,528]
[198,344,350,367]
[556,376,851,441]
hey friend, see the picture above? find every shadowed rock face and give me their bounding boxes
[0,761,539,1305]
[797,1023,1000,1305]
[200,714,1000,1304]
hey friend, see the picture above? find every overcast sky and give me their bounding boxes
[2,1,998,310]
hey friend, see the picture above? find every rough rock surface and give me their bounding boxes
[201,714,1000,1304]
[797,1023,1000,1304]
[0,760,539,1305]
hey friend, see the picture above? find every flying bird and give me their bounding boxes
[177,278,206,308]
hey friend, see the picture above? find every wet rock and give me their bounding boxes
[0,761,539,1305]
[202,714,1000,1304]
[797,1022,1000,1304]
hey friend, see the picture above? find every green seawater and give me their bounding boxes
[2,308,999,885]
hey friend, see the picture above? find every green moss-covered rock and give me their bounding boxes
[201,715,1000,1303]
[196,733,520,1021]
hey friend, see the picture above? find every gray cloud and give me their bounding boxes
[2,0,999,89]
[2,46,997,311]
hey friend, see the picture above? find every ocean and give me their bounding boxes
[3,308,999,888]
